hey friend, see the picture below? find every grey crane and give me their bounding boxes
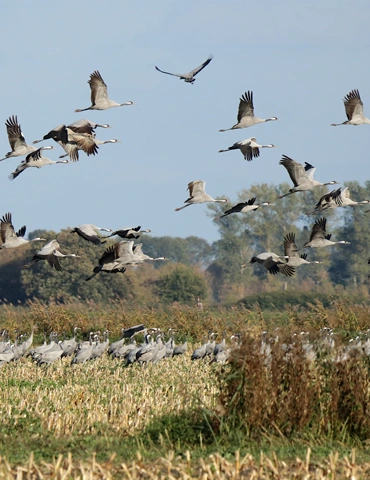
[60,134,120,160]
[108,329,129,356]
[249,252,295,277]
[175,180,227,211]
[67,119,111,135]
[0,331,10,353]
[219,91,278,132]
[75,70,134,112]
[85,240,139,281]
[311,187,369,213]
[85,261,127,281]
[23,239,80,271]
[213,331,226,356]
[9,146,68,180]
[191,336,208,360]
[283,233,322,268]
[173,340,187,356]
[0,115,36,162]
[71,224,112,245]
[33,125,80,161]
[164,329,176,358]
[303,218,350,248]
[71,333,95,364]
[113,338,138,359]
[205,332,217,357]
[214,197,273,220]
[29,332,60,360]
[107,226,151,240]
[108,327,146,357]
[155,55,213,84]
[90,331,110,359]
[60,327,80,357]
[36,346,64,366]
[219,137,275,161]
[33,125,100,162]
[210,348,231,365]
[279,155,339,198]
[136,334,161,365]
[152,337,167,364]
[0,213,45,249]
[20,328,34,355]
[126,331,158,365]
[331,89,370,126]
[0,351,15,366]
[133,243,168,262]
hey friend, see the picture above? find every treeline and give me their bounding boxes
[1,180,370,305]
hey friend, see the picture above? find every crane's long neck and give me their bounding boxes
[75,107,92,113]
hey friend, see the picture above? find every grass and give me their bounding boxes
[2,299,370,476]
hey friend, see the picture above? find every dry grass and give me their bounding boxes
[1,448,369,479]
[1,356,219,437]
[3,299,370,476]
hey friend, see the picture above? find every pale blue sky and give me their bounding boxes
[0,0,369,242]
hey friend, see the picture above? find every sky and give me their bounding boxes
[0,0,369,243]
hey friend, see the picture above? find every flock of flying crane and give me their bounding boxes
[0,55,369,281]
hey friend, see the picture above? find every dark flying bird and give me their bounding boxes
[155,55,213,84]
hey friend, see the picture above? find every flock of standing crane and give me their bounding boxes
[0,325,236,367]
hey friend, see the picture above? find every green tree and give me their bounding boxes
[328,181,370,290]
[142,235,213,266]
[155,265,208,304]
[206,182,338,301]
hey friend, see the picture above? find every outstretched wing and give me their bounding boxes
[237,91,254,122]
[188,55,213,77]
[343,89,364,121]
[279,155,309,187]
[5,116,27,152]
[284,232,299,258]
[25,147,44,163]
[188,180,206,198]
[47,254,63,271]
[89,71,108,105]
[0,213,17,243]
[155,66,182,78]
[309,218,327,242]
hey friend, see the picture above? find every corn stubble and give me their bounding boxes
[2,298,370,475]
[0,448,368,479]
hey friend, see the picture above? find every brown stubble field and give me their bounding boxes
[2,298,370,477]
